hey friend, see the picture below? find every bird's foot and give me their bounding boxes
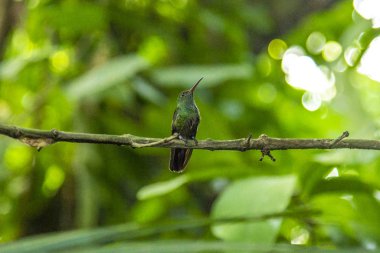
[178,135,189,145]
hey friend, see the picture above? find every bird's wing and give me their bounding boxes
[185,113,200,138]
[171,108,179,134]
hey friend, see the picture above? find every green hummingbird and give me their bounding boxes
[169,78,203,172]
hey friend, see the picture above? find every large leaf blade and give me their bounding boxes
[65,54,149,99]
[211,175,296,243]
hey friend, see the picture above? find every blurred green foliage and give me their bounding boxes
[1,0,380,252]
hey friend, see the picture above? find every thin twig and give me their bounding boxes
[130,133,179,148]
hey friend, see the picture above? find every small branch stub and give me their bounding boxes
[330,131,350,148]
[51,129,60,139]
[240,133,252,152]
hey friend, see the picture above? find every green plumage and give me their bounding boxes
[169,78,202,172]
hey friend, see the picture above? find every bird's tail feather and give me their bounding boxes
[169,148,193,172]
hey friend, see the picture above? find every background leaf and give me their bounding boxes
[211,175,296,243]
[65,55,149,99]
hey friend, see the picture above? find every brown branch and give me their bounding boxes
[1,124,380,151]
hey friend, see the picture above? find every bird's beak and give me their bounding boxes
[189,77,203,93]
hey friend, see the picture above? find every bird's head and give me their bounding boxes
[177,77,203,104]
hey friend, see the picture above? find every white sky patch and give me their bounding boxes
[325,167,339,179]
[354,0,380,28]
[291,226,310,245]
[358,36,380,82]
[282,46,336,111]
[340,194,353,202]
[363,239,377,250]
[373,190,380,202]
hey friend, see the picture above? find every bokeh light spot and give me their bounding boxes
[139,36,168,64]
[291,226,310,245]
[257,54,272,76]
[282,47,335,93]
[7,177,29,197]
[0,100,11,120]
[42,165,65,196]
[4,145,33,174]
[322,41,342,62]
[302,92,322,111]
[257,83,277,104]
[344,46,360,66]
[268,39,288,60]
[21,92,34,110]
[358,36,380,82]
[354,0,380,28]
[325,167,339,179]
[49,50,70,74]
[220,100,244,120]
[306,32,326,54]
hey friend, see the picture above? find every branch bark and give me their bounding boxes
[1,124,380,152]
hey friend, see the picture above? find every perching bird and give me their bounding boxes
[169,78,203,172]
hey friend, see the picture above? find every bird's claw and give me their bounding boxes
[178,135,198,146]
[178,135,189,145]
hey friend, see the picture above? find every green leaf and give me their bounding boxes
[314,150,380,165]
[131,77,167,105]
[309,177,373,196]
[72,240,369,253]
[0,215,367,253]
[65,54,149,99]
[211,175,296,243]
[0,48,52,79]
[2,239,369,253]
[0,223,140,253]
[137,176,189,200]
[137,167,255,200]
